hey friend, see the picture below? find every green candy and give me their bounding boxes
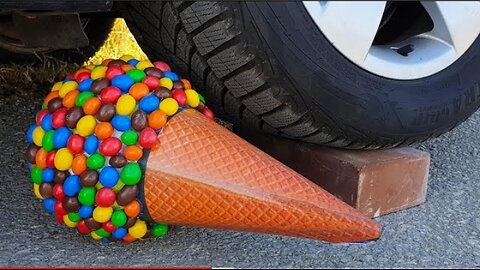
[31,166,43,184]
[111,210,127,227]
[78,187,96,206]
[42,130,55,152]
[95,228,110,238]
[121,130,138,146]
[152,223,168,237]
[76,92,95,107]
[68,212,82,222]
[87,153,105,170]
[126,69,146,82]
[41,103,47,110]
[120,163,142,185]
[199,93,205,104]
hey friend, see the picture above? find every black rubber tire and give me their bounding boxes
[0,16,114,64]
[118,1,480,149]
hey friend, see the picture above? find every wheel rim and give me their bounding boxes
[303,1,480,80]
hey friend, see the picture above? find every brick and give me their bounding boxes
[238,130,430,218]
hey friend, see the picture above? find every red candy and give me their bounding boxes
[66,73,76,79]
[172,89,187,106]
[139,127,158,149]
[36,109,49,126]
[143,76,160,90]
[100,86,122,104]
[76,72,91,83]
[106,66,124,81]
[52,184,65,200]
[52,108,67,129]
[95,188,116,207]
[153,61,171,71]
[202,107,215,120]
[102,221,116,233]
[54,200,68,216]
[99,137,122,156]
[77,220,91,234]
[67,134,85,154]
[55,214,65,224]
[46,150,56,168]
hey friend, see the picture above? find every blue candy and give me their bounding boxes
[78,79,94,92]
[53,127,71,148]
[112,227,127,239]
[42,168,54,183]
[84,135,99,155]
[111,115,131,131]
[43,198,56,214]
[64,175,81,196]
[78,205,94,218]
[139,95,160,113]
[26,124,36,143]
[41,114,53,131]
[163,71,179,81]
[127,59,140,66]
[63,78,76,82]
[99,166,119,187]
[112,74,134,93]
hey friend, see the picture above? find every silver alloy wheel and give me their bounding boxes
[303,1,480,80]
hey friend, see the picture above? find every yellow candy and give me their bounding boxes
[85,64,96,71]
[63,215,77,228]
[93,206,113,223]
[54,148,73,171]
[59,81,78,98]
[116,94,136,115]
[32,126,45,147]
[185,89,200,107]
[112,181,125,192]
[91,66,108,80]
[159,98,179,116]
[159,77,173,90]
[136,60,154,70]
[51,81,63,92]
[95,181,104,190]
[33,184,42,199]
[128,220,147,239]
[91,231,102,240]
[120,54,135,62]
[76,115,97,137]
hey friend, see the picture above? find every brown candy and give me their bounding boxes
[131,110,147,131]
[108,59,127,67]
[47,97,63,113]
[109,155,127,168]
[63,197,81,212]
[85,218,102,230]
[173,80,185,90]
[65,107,84,129]
[153,87,172,99]
[95,103,115,122]
[91,78,109,94]
[144,67,164,78]
[143,229,152,239]
[25,144,40,164]
[116,185,138,206]
[54,170,70,184]
[39,183,53,198]
[80,170,98,187]
[124,217,137,229]
[196,102,206,112]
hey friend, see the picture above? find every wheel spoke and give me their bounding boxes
[421,1,480,55]
[303,1,387,64]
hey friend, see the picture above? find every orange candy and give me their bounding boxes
[44,91,60,106]
[101,59,113,66]
[95,122,114,140]
[62,90,79,108]
[181,79,191,89]
[74,68,92,78]
[124,200,141,217]
[83,97,102,115]
[148,110,167,129]
[72,155,87,175]
[128,83,150,100]
[122,234,137,243]
[35,148,48,169]
[124,146,143,161]
[121,64,134,72]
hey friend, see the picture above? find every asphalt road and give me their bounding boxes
[0,86,479,268]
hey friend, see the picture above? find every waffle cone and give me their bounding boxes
[142,109,381,243]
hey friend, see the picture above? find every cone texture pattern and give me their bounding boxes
[143,109,381,242]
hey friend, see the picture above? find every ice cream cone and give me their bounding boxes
[141,109,381,243]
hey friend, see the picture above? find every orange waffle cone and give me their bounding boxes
[141,109,381,243]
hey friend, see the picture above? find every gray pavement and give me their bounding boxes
[0,86,479,268]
